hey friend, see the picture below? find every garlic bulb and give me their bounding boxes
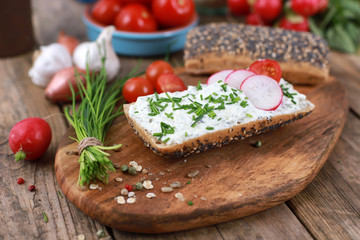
[73,26,120,80]
[28,43,72,87]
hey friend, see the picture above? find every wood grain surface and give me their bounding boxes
[1,0,360,239]
[54,72,347,233]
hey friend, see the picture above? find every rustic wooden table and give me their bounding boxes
[1,1,359,239]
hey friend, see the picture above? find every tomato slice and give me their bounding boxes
[248,59,282,82]
[155,73,187,93]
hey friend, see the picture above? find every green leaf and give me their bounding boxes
[326,24,356,53]
[309,18,324,37]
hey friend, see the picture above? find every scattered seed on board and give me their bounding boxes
[129,161,138,167]
[158,172,165,176]
[97,186,103,191]
[129,166,137,175]
[146,193,156,199]
[121,188,128,196]
[97,229,105,238]
[113,164,120,169]
[134,182,143,190]
[135,165,143,172]
[170,181,182,189]
[194,195,198,198]
[89,184,98,190]
[205,164,212,168]
[115,177,123,182]
[155,178,159,181]
[175,192,185,202]
[142,168,149,174]
[116,196,126,205]
[128,191,135,198]
[200,196,208,201]
[77,234,85,240]
[187,170,199,178]
[161,187,173,193]
[127,197,136,204]
[143,180,153,189]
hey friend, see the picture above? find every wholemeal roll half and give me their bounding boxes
[184,23,330,85]
[123,80,314,158]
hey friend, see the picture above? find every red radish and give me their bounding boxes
[240,75,283,111]
[9,118,52,161]
[225,70,255,89]
[207,70,233,85]
[45,67,87,103]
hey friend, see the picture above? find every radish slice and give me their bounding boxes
[240,75,283,111]
[225,70,255,89]
[207,70,233,85]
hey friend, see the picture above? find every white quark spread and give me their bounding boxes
[129,79,313,145]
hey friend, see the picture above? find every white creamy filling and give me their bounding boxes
[129,79,313,145]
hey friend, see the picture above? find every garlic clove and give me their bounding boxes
[73,26,120,81]
[28,43,72,88]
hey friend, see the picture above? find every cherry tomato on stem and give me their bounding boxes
[115,3,157,32]
[253,0,282,22]
[152,0,195,28]
[121,0,152,8]
[122,77,154,102]
[146,61,174,87]
[246,13,267,26]
[92,0,122,25]
[227,0,250,16]
[155,73,187,93]
[248,59,282,82]
[279,15,309,32]
[9,118,52,161]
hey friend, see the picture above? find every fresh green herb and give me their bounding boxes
[162,137,170,143]
[206,126,214,130]
[185,132,188,137]
[64,59,137,186]
[220,83,228,92]
[246,113,253,118]
[153,122,175,142]
[134,111,139,113]
[196,81,202,91]
[155,92,159,101]
[186,180,191,184]
[218,118,222,121]
[240,101,249,108]
[42,211,48,223]
[188,201,193,206]
[165,112,174,119]
[281,84,297,104]
[200,94,203,100]
[57,191,63,199]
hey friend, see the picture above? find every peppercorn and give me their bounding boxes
[121,164,129,172]
[125,184,132,191]
[134,182,143,190]
[17,178,25,185]
[255,140,262,147]
[128,166,137,175]
[29,185,36,192]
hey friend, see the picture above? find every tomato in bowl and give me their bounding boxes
[83,5,199,57]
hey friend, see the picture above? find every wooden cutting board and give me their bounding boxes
[55,70,347,234]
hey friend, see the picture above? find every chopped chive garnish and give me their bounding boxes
[58,191,63,199]
[155,92,159,101]
[186,180,191,184]
[42,211,48,223]
[281,84,297,105]
[212,92,218,96]
[185,132,188,137]
[165,112,174,119]
[134,111,139,113]
[188,201,193,206]
[220,83,227,92]
[162,137,170,143]
[246,113,253,118]
[153,133,163,137]
[196,81,202,91]
[200,94,203,100]
[218,118,222,121]
[206,126,214,130]
[240,100,248,108]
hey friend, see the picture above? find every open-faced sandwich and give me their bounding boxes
[124,59,314,157]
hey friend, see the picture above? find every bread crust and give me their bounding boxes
[123,103,314,158]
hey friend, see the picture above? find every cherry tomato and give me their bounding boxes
[92,0,122,25]
[152,0,195,28]
[9,118,52,161]
[253,0,282,21]
[279,16,309,32]
[146,61,174,87]
[246,13,267,26]
[121,0,152,8]
[122,77,154,102]
[115,4,157,32]
[227,0,250,16]
[317,0,328,13]
[291,0,319,17]
[155,73,187,93]
[248,59,282,82]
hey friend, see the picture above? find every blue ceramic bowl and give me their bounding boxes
[83,7,199,57]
